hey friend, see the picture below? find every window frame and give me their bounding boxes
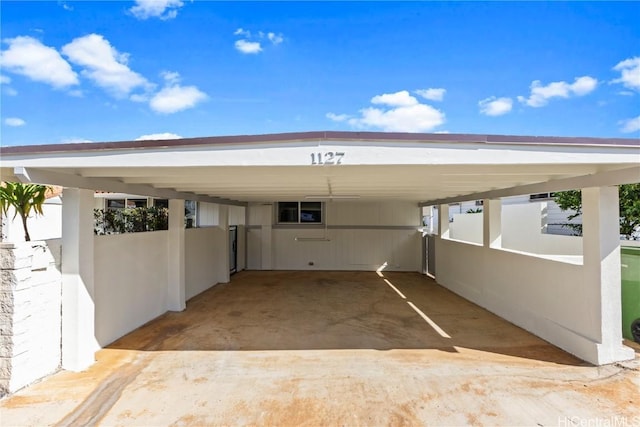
[276,201,324,224]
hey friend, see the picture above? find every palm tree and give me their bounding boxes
[0,182,50,242]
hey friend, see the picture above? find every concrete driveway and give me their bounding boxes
[2,271,639,426]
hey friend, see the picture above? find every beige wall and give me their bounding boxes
[247,201,422,272]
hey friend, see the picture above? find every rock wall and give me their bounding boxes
[0,241,62,396]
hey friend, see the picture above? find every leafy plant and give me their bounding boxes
[466,208,483,214]
[554,184,640,239]
[0,182,50,241]
[94,206,169,235]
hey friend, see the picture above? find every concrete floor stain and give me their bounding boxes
[55,355,145,427]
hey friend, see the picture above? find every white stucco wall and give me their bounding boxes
[94,231,169,347]
[449,202,583,256]
[449,213,483,245]
[502,203,583,255]
[185,227,227,300]
[434,236,608,364]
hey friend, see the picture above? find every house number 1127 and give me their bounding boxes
[311,152,345,165]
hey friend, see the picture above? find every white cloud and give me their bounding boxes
[62,34,151,98]
[329,90,445,132]
[129,0,184,20]
[619,115,640,133]
[0,75,10,84]
[326,112,350,122]
[136,132,182,141]
[234,40,262,54]
[149,71,207,114]
[415,88,446,102]
[267,32,284,45]
[478,96,513,116]
[371,90,418,107]
[0,36,78,88]
[5,117,26,127]
[233,29,283,53]
[61,137,93,144]
[517,76,598,107]
[612,57,640,91]
[4,87,18,96]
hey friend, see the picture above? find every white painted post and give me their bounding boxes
[61,188,98,371]
[483,199,502,248]
[167,199,186,311]
[218,205,230,284]
[582,186,634,364]
[438,204,450,238]
[261,205,273,270]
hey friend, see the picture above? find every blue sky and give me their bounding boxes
[1,1,639,146]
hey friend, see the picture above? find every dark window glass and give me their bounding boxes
[278,202,299,223]
[127,198,147,208]
[153,199,169,209]
[106,199,125,210]
[530,193,550,200]
[185,200,197,228]
[300,202,322,223]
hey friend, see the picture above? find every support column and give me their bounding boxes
[483,199,502,248]
[61,188,97,371]
[167,199,185,311]
[218,205,230,284]
[438,204,450,238]
[582,186,634,364]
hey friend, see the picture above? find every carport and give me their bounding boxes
[0,130,638,372]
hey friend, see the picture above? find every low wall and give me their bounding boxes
[1,241,62,396]
[449,203,583,256]
[185,227,227,300]
[502,203,582,256]
[435,237,601,363]
[94,232,169,347]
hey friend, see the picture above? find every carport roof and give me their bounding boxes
[1,131,639,205]
[0,131,638,154]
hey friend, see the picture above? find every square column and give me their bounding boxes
[61,188,98,371]
[483,199,502,248]
[218,205,230,284]
[438,204,450,238]
[582,186,634,364]
[167,199,186,311]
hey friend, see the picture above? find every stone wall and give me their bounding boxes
[1,241,62,396]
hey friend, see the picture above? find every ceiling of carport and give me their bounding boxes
[62,163,632,203]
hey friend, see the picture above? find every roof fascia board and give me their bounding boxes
[1,131,637,156]
[13,167,247,207]
[419,166,640,206]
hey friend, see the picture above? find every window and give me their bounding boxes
[106,199,125,210]
[127,198,147,208]
[277,202,323,224]
[530,192,556,201]
[153,199,169,209]
[185,200,197,228]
